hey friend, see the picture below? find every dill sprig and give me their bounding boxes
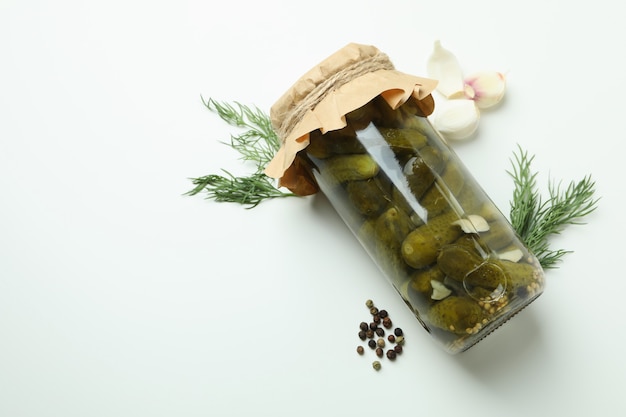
[508,145,599,268]
[186,98,295,208]
[187,171,291,208]
[202,97,281,171]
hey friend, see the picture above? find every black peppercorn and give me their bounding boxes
[370,307,379,316]
[394,345,403,354]
[365,299,374,309]
[375,347,383,357]
[375,328,385,337]
[368,340,376,349]
[365,330,374,339]
[369,322,378,331]
[386,349,397,360]
[382,317,392,329]
[359,322,369,331]
[357,346,364,355]
[358,330,366,340]
[379,309,388,318]
[373,315,381,324]
[387,334,396,343]
[394,328,403,336]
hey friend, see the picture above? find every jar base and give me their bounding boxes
[445,292,543,354]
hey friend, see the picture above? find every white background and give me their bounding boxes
[1,1,624,416]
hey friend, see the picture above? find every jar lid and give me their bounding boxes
[265,43,438,195]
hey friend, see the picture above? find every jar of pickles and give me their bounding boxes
[265,43,544,354]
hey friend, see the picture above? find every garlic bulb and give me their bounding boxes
[464,71,506,109]
[425,41,507,141]
[426,40,465,99]
[432,99,480,141]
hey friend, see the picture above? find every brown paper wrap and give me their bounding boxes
[265,43,438,195]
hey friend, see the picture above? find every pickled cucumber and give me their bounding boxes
[455,184,485,215]
[428,296,485,335]
[346,178,389,217]
[379,127,428,155]
[409,264,446,297]
[371,95,405,127]
[418,146,447,175]
[438,243,527,292]
[405,157,437,198]
[439,163,465,195]
[322,154,379,184]
[419,163,466,216]
[498,260,544,296]
[374,207,415,249]
[481,220,515,250]
[370,207,415,286]
[401,211,464,269]
[345,100,379,131]
[465,261,507,291]
[307,128,365,159]
[437,244,483,282]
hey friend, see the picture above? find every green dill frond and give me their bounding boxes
[507,145,540,241]
[508,145,599,268]
[186,171,294,209]
[187,98,295,207]
[201,97,280,170]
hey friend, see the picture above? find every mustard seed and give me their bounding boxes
[386,349,397,360]
[357,346,364,355]
[372,361,381,371]
[387,334,396,343]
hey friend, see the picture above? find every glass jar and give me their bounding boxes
[265,43,545,354]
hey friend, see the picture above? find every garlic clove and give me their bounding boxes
[498,248,524,262]
[464,71,506,109]
[403,156,418,176]
[432,99,480,141]
[467,214,490,232]
[426,40,465,99]
[453,214,490,233]
[431,280,452,300]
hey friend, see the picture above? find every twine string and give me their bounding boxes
[276,52,394,142]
